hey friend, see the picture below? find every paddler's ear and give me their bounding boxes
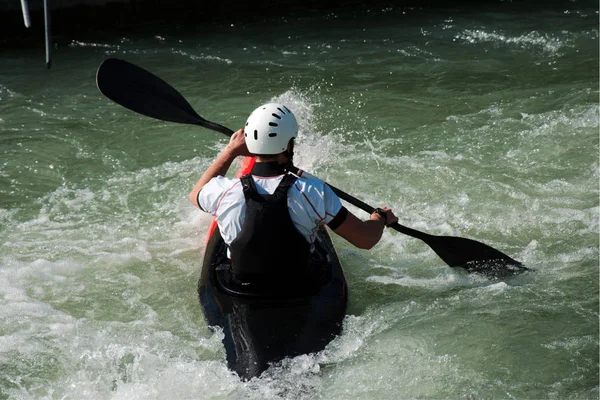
[284,139,295,164]
[286,138,295,153]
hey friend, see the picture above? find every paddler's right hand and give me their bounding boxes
[225,129,253,158]
[333,206,399,250]
[370,207,398,227]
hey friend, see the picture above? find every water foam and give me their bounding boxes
[455,29,566,54]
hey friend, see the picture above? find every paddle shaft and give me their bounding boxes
[176,117,428,239]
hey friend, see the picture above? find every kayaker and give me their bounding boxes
[189,103,398,289]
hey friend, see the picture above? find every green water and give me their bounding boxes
[1,2,598,399]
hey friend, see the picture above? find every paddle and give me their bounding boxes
[96,57,527,275]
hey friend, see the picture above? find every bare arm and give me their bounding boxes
[333,207,398,250]
[189,129,251,208]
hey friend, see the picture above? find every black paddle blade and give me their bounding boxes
[97,58,202,124]
[423,234,528,276]
[96,58,234,136]
[388,221,526,275]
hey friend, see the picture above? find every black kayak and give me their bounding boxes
[197,224,348,380]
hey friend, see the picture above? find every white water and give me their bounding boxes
[1,2,598,399]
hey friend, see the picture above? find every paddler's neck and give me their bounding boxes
[254,152,290,164]
[253,152,292,176]
[251,161,288,177]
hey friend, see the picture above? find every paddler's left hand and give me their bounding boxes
[225,129,253,158]
[189,129,253,207]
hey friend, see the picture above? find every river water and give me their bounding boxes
[1,1,598,399]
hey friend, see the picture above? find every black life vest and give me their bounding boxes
[228,173,311,287]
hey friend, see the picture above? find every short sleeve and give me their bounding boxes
[198,176,236,215]
[288,178,343,230]
[321,182,343,225]
[327,206,348,230]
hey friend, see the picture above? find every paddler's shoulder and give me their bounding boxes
[290,174,331,194]
[202,175,242,193]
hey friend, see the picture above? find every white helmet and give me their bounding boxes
[244,103,298,155]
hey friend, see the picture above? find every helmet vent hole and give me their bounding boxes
[271,113,282,119]
[277,107,286,114]
[254,130,258,140]
[269,122,278,127]
[268,133,277,137]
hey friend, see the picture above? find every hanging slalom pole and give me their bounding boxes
[44,0,52,69]
[21,0,31,28]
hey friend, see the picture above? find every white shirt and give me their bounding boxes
[198,173,343,246]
